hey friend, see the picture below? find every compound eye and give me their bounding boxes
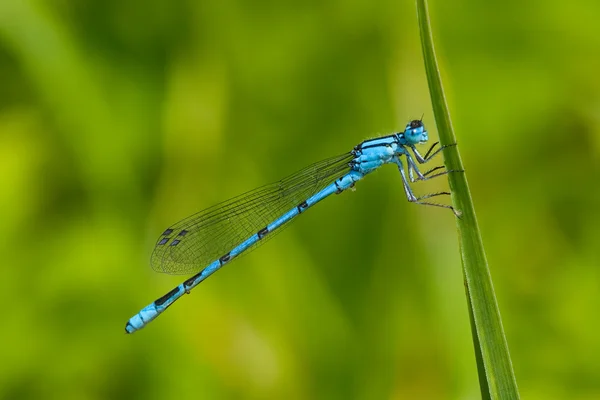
[409,120,422,129]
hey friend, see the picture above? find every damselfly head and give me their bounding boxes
[404,120,428,145]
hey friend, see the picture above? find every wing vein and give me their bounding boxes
[151,152,353,274]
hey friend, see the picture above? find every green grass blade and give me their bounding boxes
[415,1,520,399]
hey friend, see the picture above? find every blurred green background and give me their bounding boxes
[1,0,599,399]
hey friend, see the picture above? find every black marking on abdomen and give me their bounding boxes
[155,287,180,306]
[158,237,169,245]
[178,230,189,236]
[335,180,343,194]
[219,252,231,265]
[297,200,308,213]
[184,271,202,288]
[162,228,174,236]
[258,227,269,239]
[170,239,180,246]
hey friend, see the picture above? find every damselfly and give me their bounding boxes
[125,120,458,333]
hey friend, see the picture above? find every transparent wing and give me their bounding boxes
[151,152,354,274]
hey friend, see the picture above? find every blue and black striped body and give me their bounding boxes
[126,120,438,333]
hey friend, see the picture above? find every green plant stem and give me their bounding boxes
[415,0,520,398]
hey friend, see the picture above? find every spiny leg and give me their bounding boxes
[405,152,446,182]
[418,165,464,181]
[394,157,461,217]
[412,191,462,217]
[421,161,466,177]
[423,142,440,160]
[422,165,445,176]
[411,142,457,163]
[414,197,462,217]
[405,152,429,182]
[405,152,464,183]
